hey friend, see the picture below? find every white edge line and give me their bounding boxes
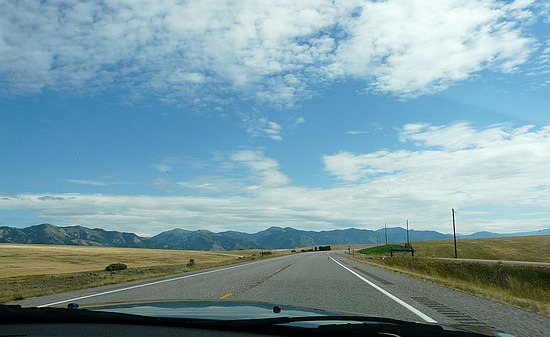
[37,258,275,308]
[329,256,437,323]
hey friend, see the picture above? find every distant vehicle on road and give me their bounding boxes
[318,246,331,251]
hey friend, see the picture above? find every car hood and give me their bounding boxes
[85,300,330,320]
[83,300,514,336]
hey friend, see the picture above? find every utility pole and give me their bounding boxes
[452,208,458,258]
[406,219,410,247]
[384,223,388,245]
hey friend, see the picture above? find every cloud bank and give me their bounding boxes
[0,0,538,106]
[2,123,548,235]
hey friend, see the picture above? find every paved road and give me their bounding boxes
[11,251,549,337]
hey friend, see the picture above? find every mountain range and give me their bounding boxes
[0,224,548,251]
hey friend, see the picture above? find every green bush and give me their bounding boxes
[186,258,195,268]
[105,263,127,271]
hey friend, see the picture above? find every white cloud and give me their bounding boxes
[333,0,535,96]
[323,123,550,210]
[231,150,291,187]
[258,119,283,141]
[241,115,307,140]
[294,117,306,127]
[65,179,107,186]
[152,164,172,174]
[346,130,369,135]
[264,122,283,141]
[64,177,130,186]
[241,116,285,140]
[176,176,252,196]
[2,123,548,235]
[0,0,539,104]
[399,122,511,150]
[149,151,292,195]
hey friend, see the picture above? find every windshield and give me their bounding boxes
[1,2,548,337]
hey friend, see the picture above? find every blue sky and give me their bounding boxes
[1,1,549,236]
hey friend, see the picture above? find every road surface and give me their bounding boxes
[11,251,549,337]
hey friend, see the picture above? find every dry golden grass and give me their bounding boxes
[358,256,549,315]
[355,236,550,315]
[412,235,549,262]
[0,244,289,303]
[359,257,550,316]
[0,244,265,278]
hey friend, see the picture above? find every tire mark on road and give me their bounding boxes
[351,266,394,285]
[411,297,489,327]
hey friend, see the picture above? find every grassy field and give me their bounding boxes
[411,236,550,261]
[0,244,288,303]
[358,244,408,255]
[355,236,550,316]
[359,235,550,262]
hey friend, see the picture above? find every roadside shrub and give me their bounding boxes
[186,258,195,268]
[105,263,127,271]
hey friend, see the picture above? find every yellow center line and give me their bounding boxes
[219,292,233,300]
[274,267,283,273]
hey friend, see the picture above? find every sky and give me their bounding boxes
[1,0,549,236]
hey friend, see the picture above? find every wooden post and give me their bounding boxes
[452,209,458,258]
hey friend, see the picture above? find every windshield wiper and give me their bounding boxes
[0,305,499,337]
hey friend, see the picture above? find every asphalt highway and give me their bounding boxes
[11,251,549,337]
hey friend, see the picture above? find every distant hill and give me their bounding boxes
[460,228,550,239]
[0,223,147,247]
[0,223,547,251]
[148,228,260,251]
[222,226,451,248]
